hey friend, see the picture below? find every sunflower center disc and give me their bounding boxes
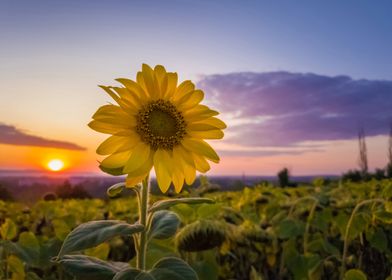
[136,99,186,150]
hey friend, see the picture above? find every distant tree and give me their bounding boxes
[387,122,392,178]
[55,181,91,199]
[0,184,13,201]
[389,122,392,165]
[358,127,368,176]
[43,192,57,201]
[277,168,290,187]
[55,180,73,199]
[342,169,362,182]
[374,168,386,180]
[72,185,91,199]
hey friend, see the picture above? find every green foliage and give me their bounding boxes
[58,220,144,258]
[148,198,214,213]
[148,211,180,240]
[344,269,367,280]
[0,179,391,279]
[113,257,198,280]
[1,218,17,240]
[58,255,129,280]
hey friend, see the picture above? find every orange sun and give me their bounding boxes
[47,159,65,172]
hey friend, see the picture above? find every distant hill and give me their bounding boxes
[0,172,339,203]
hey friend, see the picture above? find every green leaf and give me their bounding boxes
[1,218,17,240]
[149,198,214,213]
[192,251,219,280]
[150,257,199,280]
[25,271,42,280]
[366,227,387,252]
[52,219,71,241]
[112,268,143,280]
[148,211,180,240]
[59,255,129,280]
[107,183,126,197]
[344,269,367,280]
[197,204,220,219]
[19,231,39,252]
[375,210,392,224]
[277,218,303,239]
[57,220,144,258]
[113,258,198,280]
[85,242,110,260]
[7,255,25,276]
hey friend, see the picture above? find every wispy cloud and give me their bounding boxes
[198,71,392,148]
[0,124,86,151]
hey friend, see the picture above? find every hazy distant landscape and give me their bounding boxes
[0,171,339,202]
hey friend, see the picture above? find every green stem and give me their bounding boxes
[340,198,384,279]
[136,176,150,271]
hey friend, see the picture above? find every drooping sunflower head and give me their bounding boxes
[89,64,226,193]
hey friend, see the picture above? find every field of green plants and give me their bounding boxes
[1,178,392,280]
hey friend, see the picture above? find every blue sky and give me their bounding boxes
[0,0,391,175]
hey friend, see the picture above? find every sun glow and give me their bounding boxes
[47,159,65,172]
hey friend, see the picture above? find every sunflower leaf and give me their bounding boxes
[58,255,129,280]
[148,198,214,213]
[57,220,144,258]
[148,211,180,240]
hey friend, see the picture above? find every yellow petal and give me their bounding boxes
[171,161,184,193]
[165,72,178,98]
[94,115,136,128]
[123,142,151,173]
[126,173,148,188]
[183,163,196,185]
[92,105,136,126]
[111,87,140,110]
[193,117,227,129]
[99,85,120,104]
[183,105,219,122]
[154,65,167,98]
[142,64,159,100]
[176,90,204,111]
[193,153,210,173]
[187,123,220,131]
[172,80,194,102]
[97,134,141,155]
[182,138,220,163]
[127,152,154,177]
[88,120,127,134]
[173,149,196,188]
[92,105,124,119]
[97,135,127,155]
[175,145,195,167]
[153,149,172,193]
[101,151,132,168]
[116,78,148,101]
[188,130,224,139]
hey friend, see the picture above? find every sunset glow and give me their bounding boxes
[47,159,64,172]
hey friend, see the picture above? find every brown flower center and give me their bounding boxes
[136,99,186,150]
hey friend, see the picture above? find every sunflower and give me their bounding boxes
[89,64,226,193]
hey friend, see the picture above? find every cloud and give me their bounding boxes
[217,148,323,157]
[198,71,392,147]
[0,124,86,151]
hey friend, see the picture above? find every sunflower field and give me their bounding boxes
[0,178,392,280]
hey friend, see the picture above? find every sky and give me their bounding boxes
[0,0,391,176]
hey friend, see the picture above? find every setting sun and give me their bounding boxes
[47,159,64,172]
